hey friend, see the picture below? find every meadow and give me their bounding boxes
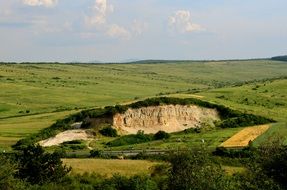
[63,158,160,177]
[1,60,287,188]
[87,127,245,152]
[196,79,287,144]
[1,59,287,150]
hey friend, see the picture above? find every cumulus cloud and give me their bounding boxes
[85,0,114,26]
[84,0,146,40]
[106,24,130,39]
[169,10,204,33]
[22,0,58,7]
[131,20,148,36]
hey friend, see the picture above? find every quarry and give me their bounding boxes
[39,104,220,147]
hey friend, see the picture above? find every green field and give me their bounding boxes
[1,60,287,149]
[197,79,287,121]
[63,159,160,177]
[0,110,78,151]
[195,79,287,145]
[1,60,287,118]
[87,127,244,151]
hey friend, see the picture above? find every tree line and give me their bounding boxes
[2,137,287,189]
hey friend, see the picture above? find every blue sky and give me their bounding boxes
[0,0,286,62]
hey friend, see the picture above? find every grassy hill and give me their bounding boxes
[0,59,287,150]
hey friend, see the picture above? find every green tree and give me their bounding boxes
[168,148,231,190]
[242,136,287,189]
[16,145,71,185]
[0,155,27,190]
[109,174,159,190]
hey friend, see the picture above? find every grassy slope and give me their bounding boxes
[0,60,287,149]
[0,110,78,151]
[84,79,287,151]
[87,127,244,151]
[1,60,287,118]
[196,79,287,144]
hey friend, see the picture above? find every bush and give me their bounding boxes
[216,114,274,128]
[62,140,83,145]
[90,150,103,158]
[59,140,86,151]
[154,131,170,140]
[0,155,27,190]
[253,137,287,189]
[213,147,254,158]
[108,174,159,190]
[99,126,118,137]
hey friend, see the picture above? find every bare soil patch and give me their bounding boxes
[39,129,94,147]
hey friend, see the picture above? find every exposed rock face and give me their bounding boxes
[113,105,220,134]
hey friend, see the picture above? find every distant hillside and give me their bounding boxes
[271,55,287,62]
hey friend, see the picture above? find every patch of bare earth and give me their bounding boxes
[39,129,93,147]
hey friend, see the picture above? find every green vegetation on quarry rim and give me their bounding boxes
[1,59,287,150]
[13,97,273,151]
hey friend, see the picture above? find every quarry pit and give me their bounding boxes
[39,104,220,147]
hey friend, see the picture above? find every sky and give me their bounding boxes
[0,0,287,62]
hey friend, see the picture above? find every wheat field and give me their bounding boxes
[63,158,160,177]
[220,125,270,148]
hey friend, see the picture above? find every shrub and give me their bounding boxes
[109,174,159,190]
[212,146,254,158]
[0,155,27,190]
[99,126,118,137]
[154,131,170,140]
[253,137,287,189]
[90,150,103,158]
[62,140,83,145]
[216,114,274,128]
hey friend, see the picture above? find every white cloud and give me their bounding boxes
[84,0,145,40]
[85,0,114,26]
[22,0,58,7]
[169,10,204,33]
[106,24,130,39]
[131,20,148,36]
[0,5,12,16]
[83,0,148,40]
